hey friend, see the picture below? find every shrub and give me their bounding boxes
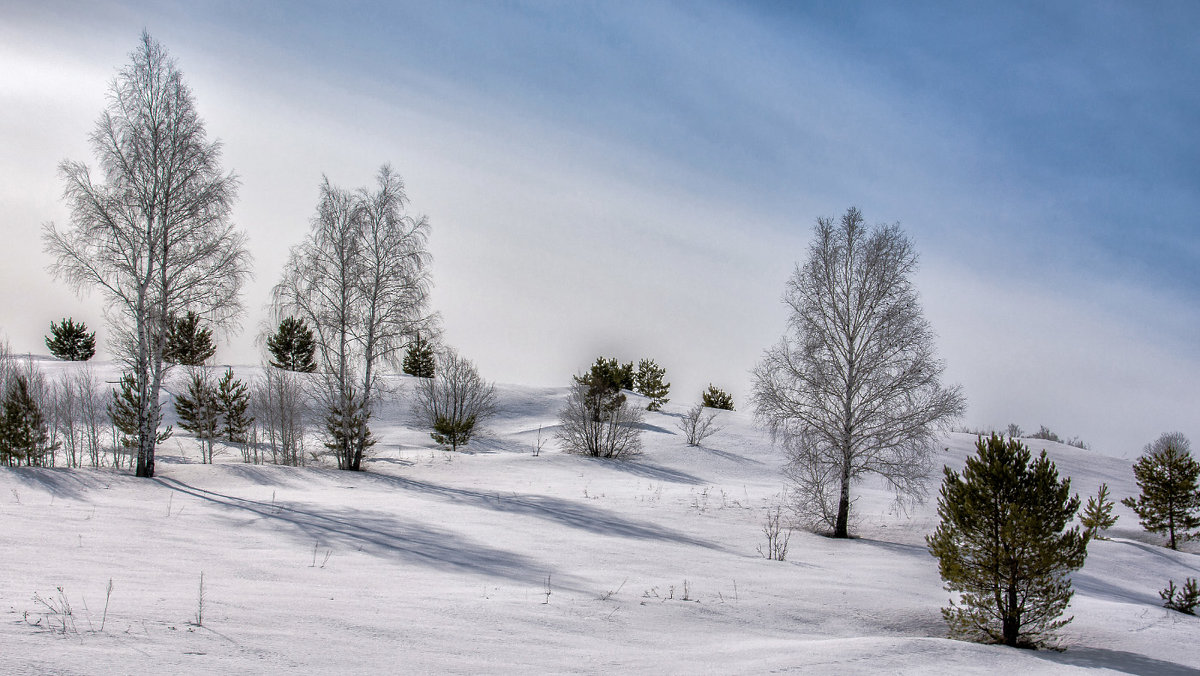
[927,434,1087,648]
[1121,432,1200,550]
[45,318,96,361]
[634,359,670,411]
[557,371,643,459]
[678,403,721,446]
[702,384,734,411]
[414,350,496,451]
[1027,425,1061,443]
[252,367,309,466]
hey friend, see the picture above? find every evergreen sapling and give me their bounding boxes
[164,311,217,366]
[266,317,317,373]
[1081,483,1118,540]
[45,318,96,361]
[634,359,670,411]
[927,434,1087,648]
[1121,432,1200,550]
[401,333,436,378]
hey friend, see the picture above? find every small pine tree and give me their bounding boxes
[634,359,670,411]
[45,318,96,361]
[216,368,252,444]
[164,311,217,366]
[927,434,1087,649]
[582,357,634,392]
[175,370,221,463]
[109,372,172,451]
[702,384,734,411]
[266,317,317,373]
[0,375,57,466]
[324,393,375,470]
[1081,483,1118,540]
[1121,432,1200,550]
[402,333,436,378]
[1161,578,1200,615]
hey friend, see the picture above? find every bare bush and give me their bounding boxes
[252,367,310,466]
[556,379,643,459]
[414,350,496,451]
[757,505,791,561]
[678,403,721,446]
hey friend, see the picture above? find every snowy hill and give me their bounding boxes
[2,361,1198,674]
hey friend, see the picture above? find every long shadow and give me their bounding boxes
[358,471,724,551]
[633,422,676,436]
[1034,646,1200,676]
[585,457,706,485]
[4,466,119,499]
[692,444,765,466]
[155,477,577,590]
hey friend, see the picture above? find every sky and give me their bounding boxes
[1,0,1197,457]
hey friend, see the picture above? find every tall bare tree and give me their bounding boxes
[274,165,434,470]
[752,207,964,538]
[43,32,250,477]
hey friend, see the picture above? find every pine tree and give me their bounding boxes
[401,333,436,378]
[1121,432,1200,550]
[634,359,670,411]
[0,375,57,466]
[45,318,96,361]
[266,317,317,373]
[1081,483,1118,540]
[164,311,217,366]
[174,370,220,463]
[927,434,1087,648]
[215,368,252,444]
[1160,578,1200,615]
[702,384,734,411]
[324,392,375,470]
[109,372,173,452]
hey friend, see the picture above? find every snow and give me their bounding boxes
[2,359,1198,674]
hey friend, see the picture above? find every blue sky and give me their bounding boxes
[1,1,1197,455]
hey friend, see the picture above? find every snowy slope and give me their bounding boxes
[1,360,1197,674]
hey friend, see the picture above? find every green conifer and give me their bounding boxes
[267,317,317,373]
[175,370,220,463]
[634,359,670,411]
[1080,482,1118,540]
[1121,432,1200,550]
[164,311,216,366]
[927,434,1087,648]
[324,392,375,470]
[401,333,436,378]
[0,375,57,466]
[45,318,96,361]
[216,368,252,444]
[702,384,734,411]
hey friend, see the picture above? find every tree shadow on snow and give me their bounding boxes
[690,444,764,466]
[4,466,123,499]
[359,471,725,552]
[1035,647,1200,676]
[586,457,705,485]
[154,477,580,590]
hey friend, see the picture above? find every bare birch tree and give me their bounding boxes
[274,165,434,470]
[43,32,249,477]
[752,207,964,538]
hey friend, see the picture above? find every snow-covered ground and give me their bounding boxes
[2,360,1198,674]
